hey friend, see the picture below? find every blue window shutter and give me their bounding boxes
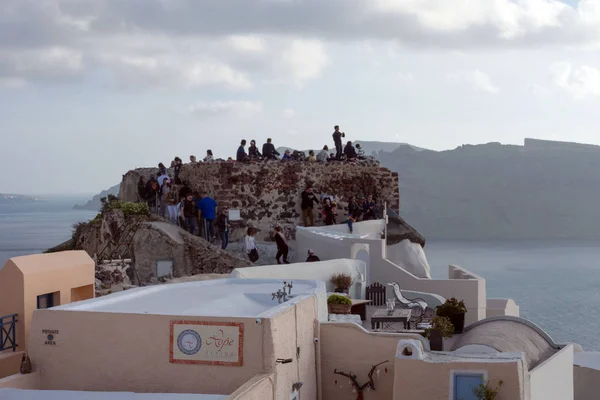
[454,374,484,400]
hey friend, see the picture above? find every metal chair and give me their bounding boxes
[387,282,430,325]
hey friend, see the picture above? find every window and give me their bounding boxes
[451,371,485,400]
[37,293,55,309]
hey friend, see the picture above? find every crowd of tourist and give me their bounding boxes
[234,126,366,163]
[136,125,378,264]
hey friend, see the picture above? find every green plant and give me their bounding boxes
[330,273,353,289]
[327,294,352,305]
[423,316,454,339]
[473,379,503,400]
[436,297,467,318]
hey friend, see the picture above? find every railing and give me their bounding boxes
[0,313,18,352]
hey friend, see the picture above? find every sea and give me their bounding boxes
[0,199,598,350]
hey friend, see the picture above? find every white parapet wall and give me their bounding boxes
[487,298,520,318]
[296,224,488,326]
[230,259,367,300]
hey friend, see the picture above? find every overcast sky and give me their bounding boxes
[3,0,600,194]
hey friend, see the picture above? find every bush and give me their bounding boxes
[436,297,467,318]
[473,380,503,400]
[327,294,352,305]
[330,273,353,289]
[100,195,150,217]
[424,316,454,339]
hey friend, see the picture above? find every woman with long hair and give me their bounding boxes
[322,197,337,226]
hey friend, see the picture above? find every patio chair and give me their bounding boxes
[366,282,386,306]
[387,282,430,325]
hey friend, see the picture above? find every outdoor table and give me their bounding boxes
[370,308,412,330]
[350,299,372,321]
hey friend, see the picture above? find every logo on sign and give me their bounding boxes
[177,329,202,355]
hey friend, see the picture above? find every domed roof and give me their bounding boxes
[451,317,560,369]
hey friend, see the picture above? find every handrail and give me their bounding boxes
[0,313,18,352]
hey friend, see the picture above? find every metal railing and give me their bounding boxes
[0,313,18,352]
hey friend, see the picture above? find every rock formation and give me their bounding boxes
[119,160,400,241]
[70,209,252,287]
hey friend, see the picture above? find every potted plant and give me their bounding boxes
[436,297,467,333]
[328,294,352,314]
[473,379,503,400]
[423,316,454,351]
[330,273,353,294]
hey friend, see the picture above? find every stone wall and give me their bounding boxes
[120,160,399,240]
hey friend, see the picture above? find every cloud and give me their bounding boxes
[283,108,296,118]
[188,101,264,116]
[6,0,600,49]
[447,69,499,94]
[550,62,600,98]
[0,47,83,84]
[527,83,552,97]
[398,72,415,83]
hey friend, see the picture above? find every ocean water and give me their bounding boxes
[426,240,600,351]
[0,201,598,350]
[0,197,97,266]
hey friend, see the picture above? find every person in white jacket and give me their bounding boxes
[245,227,259,263]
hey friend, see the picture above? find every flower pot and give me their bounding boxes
[449,313,465,334]
[328,304,352,314]
[334,288,349,294]
[429,331,443,351]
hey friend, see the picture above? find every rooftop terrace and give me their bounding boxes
[54,278,325,318]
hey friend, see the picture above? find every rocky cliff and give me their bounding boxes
[69,208,252,286]
[73,184,120,210]
[120,160,400,241]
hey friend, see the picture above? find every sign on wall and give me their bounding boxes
[170,321,244,366]
[228,209,241,221]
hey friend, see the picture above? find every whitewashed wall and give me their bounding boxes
[530,345,574,400]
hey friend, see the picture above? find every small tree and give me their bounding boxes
[473,379,503,400]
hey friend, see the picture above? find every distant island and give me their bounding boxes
[0,193,44,204]
[377,138,600,241]
[73,184,120,211]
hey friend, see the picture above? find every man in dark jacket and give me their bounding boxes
[262,138,280,160]
[237,140,248,162]
[301,186,319,227]
[332,125,345,159]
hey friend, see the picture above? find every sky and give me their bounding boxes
[3,0,600,194]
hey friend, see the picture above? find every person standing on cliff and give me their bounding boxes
[274,226,290,264]
[181,193,198,235]
[216,206,231,250]
[137,177,147,203]
[198,191,217,242]
[301,186,319,227]
[245,228,259,263]
[173,157,183,184]
[332,125,345,159]
[262,138,280,160]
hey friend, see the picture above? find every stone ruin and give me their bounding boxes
[119,159,400,241]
